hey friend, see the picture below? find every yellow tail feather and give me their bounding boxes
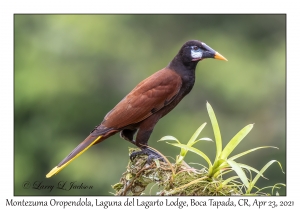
[46,136,102,178]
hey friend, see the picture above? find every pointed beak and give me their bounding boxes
[214,52,228,61]
[201,42,228,61]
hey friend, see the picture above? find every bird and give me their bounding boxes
[46,40,227,178]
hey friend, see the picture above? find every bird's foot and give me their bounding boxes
[130,148,165,164]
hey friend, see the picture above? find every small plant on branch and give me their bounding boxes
[112,102,285,196]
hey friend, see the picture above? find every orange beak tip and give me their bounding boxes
[214,52,228,61]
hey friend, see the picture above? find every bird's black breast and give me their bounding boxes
[158,69,196,118]
[167,55,197,98]
[180,71,196,96]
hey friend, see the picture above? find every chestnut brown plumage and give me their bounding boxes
[46,40,227,178]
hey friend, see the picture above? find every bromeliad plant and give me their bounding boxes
[113,102,285,195]
[159,102,285,195]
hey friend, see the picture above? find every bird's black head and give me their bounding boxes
[180,40,227,63]
[169,40,227,71]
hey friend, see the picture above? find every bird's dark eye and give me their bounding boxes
[193,46,200,51]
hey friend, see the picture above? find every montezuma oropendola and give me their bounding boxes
[46,40,227,178]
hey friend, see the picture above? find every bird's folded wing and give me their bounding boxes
[102,68,182,129]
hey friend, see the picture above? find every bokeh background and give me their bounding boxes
[14,14,286,195]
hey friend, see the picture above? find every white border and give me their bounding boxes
[1,0,299,209]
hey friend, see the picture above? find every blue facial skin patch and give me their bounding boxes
[191,47,203,59]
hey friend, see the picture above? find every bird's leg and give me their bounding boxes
[120,129,137,144]
[121,128,164,163]
[129,118,165,163]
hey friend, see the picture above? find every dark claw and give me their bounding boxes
[130,148,165,163]
[146,154,164,164]
[130,150,143,162]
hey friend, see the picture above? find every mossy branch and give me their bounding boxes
[112,148,241,196]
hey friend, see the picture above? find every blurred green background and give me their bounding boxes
[14,14,286,196]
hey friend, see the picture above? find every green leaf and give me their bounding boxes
[238,163,268,180]
[220,124,253,160]
[190,138,213,149]
[198,137,213,141]
[169,143,212,168]
[252,185,282,195]
[216,167,233,177]
[227,159,249,188]
[206,102,222,163]
[272,183,286,195]
[211,161,262,180]
[221,176,240,186]
[158,135,180,144]
[246,160,285,194]
[211,159,228,177]
[229,146,278,161]
[187,123,207,147]
[176,155,184,164]
[176,123,207,164]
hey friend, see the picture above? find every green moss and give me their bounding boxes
[112,148,242,196]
